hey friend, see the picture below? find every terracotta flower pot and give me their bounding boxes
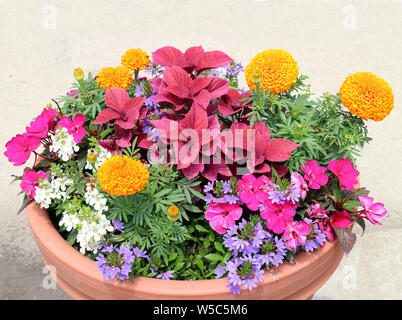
[26,202,344,300]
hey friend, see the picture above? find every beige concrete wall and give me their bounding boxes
[0,0,401,299]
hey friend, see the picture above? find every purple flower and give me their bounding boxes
[254,232,287,267]
[133,247,151,262]
[95,244,134,281]
[203,180,240,205]
[302,218,327,252]
[227,283,241,295]
[267,181,300,205]
[134,83,145,97]
[112,220,125,232]
[144,61,165,78]
[223,219,265,256]
[156,270,174,280]
[214,265,226,278]
[98,243,116,253]
[224,62,244,77]
[224,256,264,294]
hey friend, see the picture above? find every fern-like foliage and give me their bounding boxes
[106,161,204,264]
[242,76,372,171]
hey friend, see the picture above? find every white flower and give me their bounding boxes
[60,204,113,254]
[34,182,56,208]
[84,185,108,214]
[59,213,80,231]
[49,127,79,162]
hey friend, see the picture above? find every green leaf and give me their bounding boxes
[354,217,366,236]
[195,224,209,233]
[342,200,361,212]
[188,187,205,200]
[332,185,342,203]
[17,196,32,215]
[174,262,185,272]
[204,253,223,262]
[154,189,173,198]
[194,258,205,272]
[214,242,225,254]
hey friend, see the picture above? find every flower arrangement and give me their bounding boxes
[5,46,393,295]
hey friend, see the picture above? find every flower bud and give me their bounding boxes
[252,69,263,85]
[87,151,97,164]
[46,103,53,109]
[74,68,84,81]
[167,205,179,222]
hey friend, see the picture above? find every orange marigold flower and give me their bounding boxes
[97,155,149,197]
[96,66,133,90]
[167,205,180,222]
[121,48,150,71]
[339,72,394,121]
[245,49,299,94]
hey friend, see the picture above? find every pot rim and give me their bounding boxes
[26,201,341,297]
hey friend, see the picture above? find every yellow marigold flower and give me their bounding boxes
[121,48,150,71]
[339,72,394,121]
[96,66,133,90]
[74,68,84,81]
[167,205,179,222]
[245,49,299,94]
[97,155,149,197]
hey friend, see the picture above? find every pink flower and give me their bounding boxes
[57,114,86,143]
[327,158,359,191]
[290,171,308,200]
[306,202,329,219]
[300,160,328,189]
[306,202,335,241]
[330,211,352,228]
[20,169,47,199]
[205,202,243,234]
[237,174,270,211]
[322,224,336,241]
[67,89,80,99]
[283,221,311,251]
[26,108,57,138]
[260,199,297,234]
[358,195,389,225]
[4,134,41,166]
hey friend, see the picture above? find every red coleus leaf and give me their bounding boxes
[92,108,120,124]
[195,50,233,74]
[98,139,121,154]
[184,46,205,66]
[153,66,229,110]
[152,46,188,68]
[181,162,205,180]
[202,163,232,180]
[93,88,145,130]
[163,66,192,89]
[206,77,230,100]
[333,227,356,254]
[151,118,179,144]
[152,45,232,74]
[179,104,208,136]
[264,139,299,162]
[113,126,132,148]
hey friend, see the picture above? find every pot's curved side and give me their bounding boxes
[26,202,344,300]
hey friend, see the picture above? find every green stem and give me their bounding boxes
[341,188,362,206]
[134,70,139,84]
